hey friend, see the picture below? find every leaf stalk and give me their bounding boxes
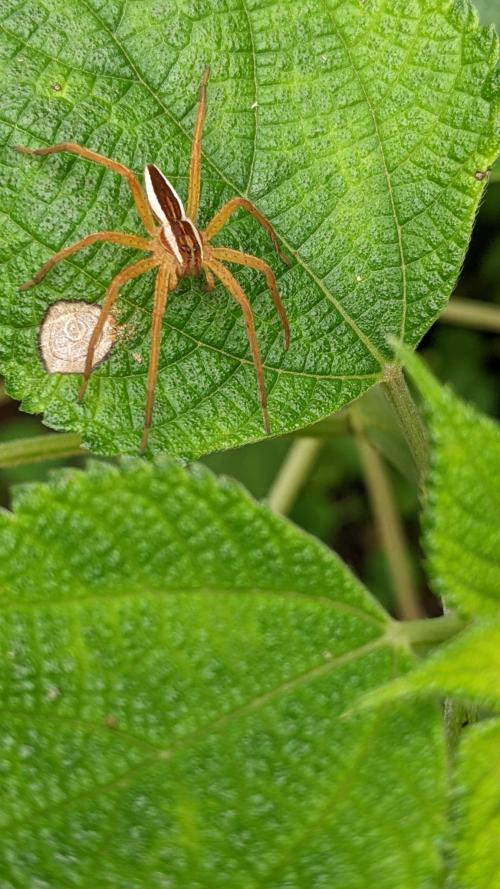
[382,364,428,483]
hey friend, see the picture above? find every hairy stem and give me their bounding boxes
[352,410,424,620]
[382,364,428,483]
[440,297,500,332]
[0,432,85,467]
[267,437,323,514]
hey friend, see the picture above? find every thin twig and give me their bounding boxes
[267,437,323,514]
[352,409,424,620]
[440,297,500,333]
[0,432,85,467]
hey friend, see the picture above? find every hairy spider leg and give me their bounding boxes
[204,197,290,266]
[13,143,157,235]
[203,266,216,291]
[140,264,176,453]
[78,257,159,401]
[18,231,152,291]
[206,258,271,434]
[186,66,210,222]
[208,246,290,349]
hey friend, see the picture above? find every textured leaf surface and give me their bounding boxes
[1,1,499,455]
[360,621,500,710]
[452,719,500,889]
[403,348,500,618]
[0,459,446,887]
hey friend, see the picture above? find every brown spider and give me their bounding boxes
[14,67,290,452]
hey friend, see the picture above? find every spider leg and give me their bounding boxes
[203,266,216,291]
[206,258,271,434]
[19,231,153,291]
[78,257,158,401]
[186,66,210,222]
[203,197,290,266]
[140,263,176,453]
[208,246,289,349]
[13,143,157,235]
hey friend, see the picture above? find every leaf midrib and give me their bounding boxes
[0,584,387,626]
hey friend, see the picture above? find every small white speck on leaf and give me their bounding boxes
[250,101,258,109]
[39,301,116,374]
[356,274,362,282]
[132,351,143,363]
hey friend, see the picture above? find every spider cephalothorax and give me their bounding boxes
[14,67,290,452]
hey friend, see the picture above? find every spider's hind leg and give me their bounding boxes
[207,246,289,349]
[140,264,176,453]
[206,257,271,435]
[78,257,158,402]
[202,266,216,292]
[13,142,157,235]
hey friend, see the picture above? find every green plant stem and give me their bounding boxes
[382,364,428,483]
[440,297,500,332]
[352,411,424,620]
[267,437,323,514]
[398,613,464,646]
[0,432,85,467]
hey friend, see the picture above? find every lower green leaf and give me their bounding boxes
[0,459,445,887]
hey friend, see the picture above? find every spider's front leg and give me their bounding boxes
[13,143,157,235]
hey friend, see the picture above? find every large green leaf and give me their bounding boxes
[0,459,446,887]
[1,0,499,455]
